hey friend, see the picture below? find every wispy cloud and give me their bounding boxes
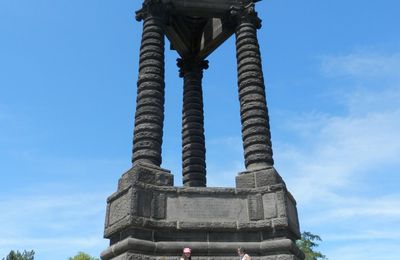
[321,51,400,79]
[279,50,400,198]
[326,242,400,260]
[0,191,108,259]
[274,50,400,259]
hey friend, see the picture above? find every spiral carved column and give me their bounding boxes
[132,4,166,166]
[178,57,208,187]
[234,6,274,170]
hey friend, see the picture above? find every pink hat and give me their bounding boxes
[183,248,191,253]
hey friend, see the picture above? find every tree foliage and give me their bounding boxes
[68,252,99,260]
[296,231,327,260]
[2,250,35,260]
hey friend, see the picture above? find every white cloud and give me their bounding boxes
[0,237,104,249]
[274,50,400,259]
[321,51,400,79]
[326,242,400,260]
[280,51,400,201]
[0,191,108,258]
[325,230,400,241]
[280,106,400,204]
[304,195,400,226]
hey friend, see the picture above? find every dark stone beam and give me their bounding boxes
[198,18,235,59]
[165,16,192,57]
[162,0,262,17]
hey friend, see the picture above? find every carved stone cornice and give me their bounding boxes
[135,0,171,22]
[229,3,262,29]
[177,57,209,78]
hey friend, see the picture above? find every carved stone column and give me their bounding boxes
[233,5,274,171]
[177,57,209,187]
[132,1,166,167]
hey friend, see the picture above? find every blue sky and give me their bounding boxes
[1,0,399,259]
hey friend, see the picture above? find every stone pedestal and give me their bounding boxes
[101,164,303,260]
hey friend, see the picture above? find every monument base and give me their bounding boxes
[101,164,304,260]
[101,238,303,260]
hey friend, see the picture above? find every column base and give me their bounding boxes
[236,166,285,189]
[101,238,303,260]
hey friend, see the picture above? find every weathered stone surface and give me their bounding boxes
[263,193,277,219]
[178,57,208,187]
[117,163,173,190]
[132,9,166,167]
[236,166,284,188]
[137,189,153,218]
[105,179,300,239]
[248,194,264,220]
[234,7,273,170]
[237,219,272,230]
[286,194,301,238]
[101,238,304,260]
[166,195,248,222]
[236,172,256,188]
[108,189,132,226]
[152,192,166,219]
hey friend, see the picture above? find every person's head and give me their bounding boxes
[237,247,245,256]
[183,247,191,258]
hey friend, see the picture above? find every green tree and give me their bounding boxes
[68,252,99,260]
[2,250,34,260]
[296,231,327,260]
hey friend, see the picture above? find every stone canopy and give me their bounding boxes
[136,0,262,58]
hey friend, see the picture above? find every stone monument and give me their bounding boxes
[101,0,304,259]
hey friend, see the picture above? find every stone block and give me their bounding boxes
[276,190,287,218]
[255,167,282,187]
[262,193,277,219]
[286,196,300,239]
[166,195,248,222]
[248,194,264,220]
[236,167,285,188]
[277,255,295,260]
[237,219,271,230]
[177,221,237,230]
[272,218,289,230]
[208,232,261,242]
[152,192,166,219]
[120,228,153,241]
[258,257,277,260]
[155,231,207,242]
[236,172,255,188]
[137,189,153,218]
[108,189,132,227]
[118,164,173,190]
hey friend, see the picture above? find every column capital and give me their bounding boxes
[229,3,262,29]
[177,57,209,78]
[135,0,171,22]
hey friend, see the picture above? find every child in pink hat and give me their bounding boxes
[180,247,191,260]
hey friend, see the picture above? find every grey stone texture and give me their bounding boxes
[103,1,303,260]
[132,2,166,166]
[236,167,285,188]
[233,6,274,171]
[177,57,209,187]
[103,165,302,260]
